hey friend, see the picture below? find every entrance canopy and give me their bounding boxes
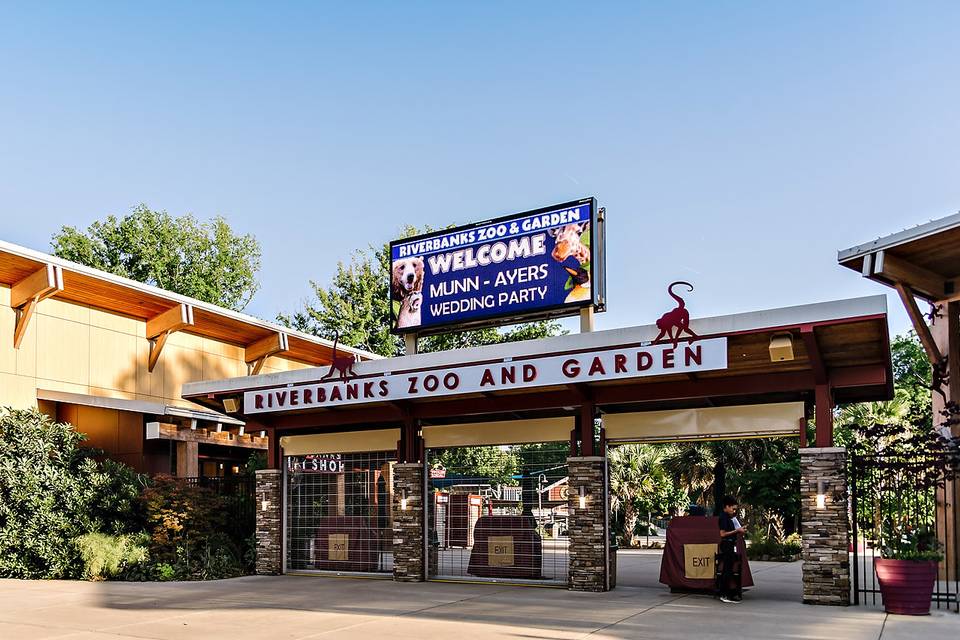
[184,295,891,459]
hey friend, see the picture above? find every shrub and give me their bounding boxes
[74,533,149,580]
[141,476,246,579]
[0,408,144,578]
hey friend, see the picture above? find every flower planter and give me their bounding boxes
[874,558,938,615]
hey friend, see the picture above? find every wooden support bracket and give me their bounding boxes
[245,332,289,375]
[894,282,942,363]
[800,324,828,385]
[146,304,194,372]
[11,264,63,348]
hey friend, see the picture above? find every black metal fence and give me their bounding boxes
[850,452,960,612]
[184,476,257,549]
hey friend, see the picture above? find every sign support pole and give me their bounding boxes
[405,333,418,355]
[580,307,594,333]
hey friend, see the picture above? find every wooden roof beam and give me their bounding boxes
[245,332,289,375]
[11,264,63,348]
[894,282,942,363]
[874,250,951,300]
[800,324,827,386]
[146,304,194,372]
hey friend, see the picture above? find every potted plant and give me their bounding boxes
[874,521,943,615]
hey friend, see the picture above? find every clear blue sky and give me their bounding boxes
[3,2,959,337]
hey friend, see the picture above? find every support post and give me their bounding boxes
[392,463,425,582]
[932,300,960,581]
[580,307,595,333]
[175,441,199,477]
[579,401,596,457]
[255,469,283,575]
[814,385,834,448]
[404,333,418,355]
[567,456,611,591]
[800,447,849,605]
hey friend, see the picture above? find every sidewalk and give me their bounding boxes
[0,571,956,640]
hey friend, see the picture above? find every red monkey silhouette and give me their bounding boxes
[652,281,700,347]
[321,331,357,382]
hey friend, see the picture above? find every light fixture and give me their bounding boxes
[401,489,408,511]
[219,463,224,470]
[189,419,197,430]
[223,397,240,413]
[769,333,795,362]
[231,465,239,474]
[578,486,587,509]
[816,480,827,510]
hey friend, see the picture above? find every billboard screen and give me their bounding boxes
[389,197,604,334]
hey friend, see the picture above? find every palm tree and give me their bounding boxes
[608,445,672,547]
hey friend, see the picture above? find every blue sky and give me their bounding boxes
[2,2,959,337]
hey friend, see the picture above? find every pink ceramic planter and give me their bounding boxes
[874,558,939,615]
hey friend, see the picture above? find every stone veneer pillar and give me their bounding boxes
[393,463,425,582]
[568,456,611,592]
[800,447,850,605]
[255,468,283,575]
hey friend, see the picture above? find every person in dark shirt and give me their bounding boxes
[718,495,746,603]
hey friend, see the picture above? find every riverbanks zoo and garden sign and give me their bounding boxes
[389,197,606,334]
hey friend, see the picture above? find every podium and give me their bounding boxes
[658,516,753,592]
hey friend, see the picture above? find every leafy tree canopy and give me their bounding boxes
[52,204,262,311]
[279,225,563,355]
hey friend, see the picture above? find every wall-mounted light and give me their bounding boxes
[816,480,827,510]
[769,333,795,362]
[578,486,587,509]
[401,489,408,511]
[219,463,224,470]
[223,397,240,413]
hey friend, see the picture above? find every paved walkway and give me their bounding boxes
[1,556,957,639]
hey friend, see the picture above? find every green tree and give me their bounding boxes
[52,204,262,311]
[431,446,518,486]
[278,226,563,356]
[608,445,681,546]
[890,332,932,429]
[0,408,145,579]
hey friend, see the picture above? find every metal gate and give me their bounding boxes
[850,451,960,612]
[426,442,570,585]
[284,451,396,575]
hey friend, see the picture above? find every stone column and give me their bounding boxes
[255,468,283,575]
[568,456,611,592]
[800,447,849,605]
[392,463,425,582]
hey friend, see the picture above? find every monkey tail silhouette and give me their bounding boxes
[667,281,693,307]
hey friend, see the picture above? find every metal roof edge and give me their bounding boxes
[837,211,960,263]
[182,294,888,398]
[0,238,381,361]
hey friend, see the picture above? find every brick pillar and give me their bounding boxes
[800,447,849,605]
[255,469,282,575]
[392,463,424,582]
[568,456,610,592]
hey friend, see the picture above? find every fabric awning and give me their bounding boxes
[603,402,803,443]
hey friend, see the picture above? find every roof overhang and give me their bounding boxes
[838,213,960,302]
[184,295,892,430]
[37,389,244,425]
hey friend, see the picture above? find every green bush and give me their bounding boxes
[74,533,149,580]
[0,408,145,578]
[141,476,246,579]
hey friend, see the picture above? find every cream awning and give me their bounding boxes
[422,417,574,448]
[280,429,401,455]
[603,402,803,443]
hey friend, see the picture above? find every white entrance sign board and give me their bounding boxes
[243,337,727,414]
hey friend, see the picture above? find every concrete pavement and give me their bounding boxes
[0,555,956,640]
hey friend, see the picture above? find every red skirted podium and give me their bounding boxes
[468,515,543,579]
[313,516,381,572]
[659,516,753,592]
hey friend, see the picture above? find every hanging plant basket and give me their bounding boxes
[874,558,938,615]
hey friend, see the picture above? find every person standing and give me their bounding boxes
[718,495,746,603]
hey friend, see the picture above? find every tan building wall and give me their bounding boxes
[0,283,311,413]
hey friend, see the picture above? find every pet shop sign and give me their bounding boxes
[242,338,726,414]
[389,197,605,334]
